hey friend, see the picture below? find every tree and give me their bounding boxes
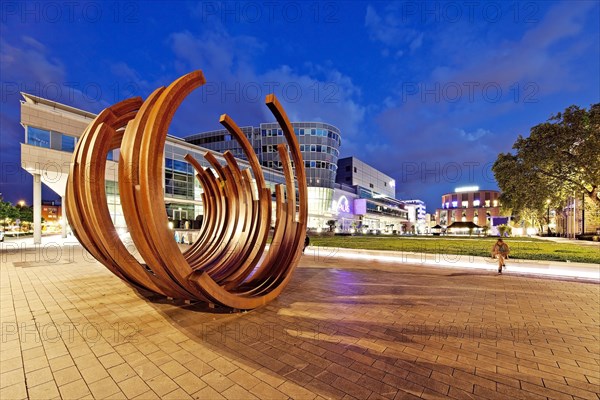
[0,201,20,227]
[326,220,336,232]
[16,205,33,223]
[493,103,600,218]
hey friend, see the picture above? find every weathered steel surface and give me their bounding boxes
[66,71,307,309]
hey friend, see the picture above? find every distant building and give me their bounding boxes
[335,157,395,198]
[186,130,410,232]
[334,157,408,233]
[41,200,61,222]
[435,186,505,228]
[185,122,341,189]
[402,199,427,234]
[556,194,600,237]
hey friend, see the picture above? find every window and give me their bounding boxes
[369,183,374,188]
[299,129,305,136]
[462,201,468,208]
[353,167,357,173]
[345,166,351,172]
[61,135,76,152]
[27,127,51,148]
[310,145,316,152]
[384,182,387,186]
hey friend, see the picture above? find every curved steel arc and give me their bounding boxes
[67,70,307,309]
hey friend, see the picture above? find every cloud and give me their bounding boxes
[364,4,422,52]
[457,128,492,141]
[364,1,598,207]
[162,27,366,146]
[0,36,65,86]
[409,33,423,52]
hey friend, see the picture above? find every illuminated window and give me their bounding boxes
[462,201,468,208]
[485,200,491,207]
[62,135,76,152]
[473,200,480,207]
[493,200,498,207]
[452,201,458,208]
[27,127,51,148]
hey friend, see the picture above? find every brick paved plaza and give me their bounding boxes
[1,241,599,399]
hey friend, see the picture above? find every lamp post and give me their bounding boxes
[16,201,26,239]
[546,199,551,236]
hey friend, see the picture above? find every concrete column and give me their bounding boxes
[61,195,67,238]
[33,174,42,244]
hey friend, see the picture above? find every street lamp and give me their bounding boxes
[546,199,551,236]
[18,200,25,208]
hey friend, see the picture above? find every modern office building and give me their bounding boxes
[41,200,61,223]
[332,157,408,233]
[403,199,427,234]
[435,186,503,228]
[335,157,395,198]
[186,129,410,232]
[19,93,286,242]
[185,122,343,229]
[19,93,410,241]
[185,122,341,188]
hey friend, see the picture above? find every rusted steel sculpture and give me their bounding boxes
[66,71,307,309]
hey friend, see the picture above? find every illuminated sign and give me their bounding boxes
[333,195,351,213]
[455,186,479,193]
[354,199,367,215]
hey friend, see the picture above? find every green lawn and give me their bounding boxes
[309,235,600,264]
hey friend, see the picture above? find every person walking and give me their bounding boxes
[491,238,510,274]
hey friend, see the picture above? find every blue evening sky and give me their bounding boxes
[1,1,598,211]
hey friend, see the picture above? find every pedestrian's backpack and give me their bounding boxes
[500,243,508,253]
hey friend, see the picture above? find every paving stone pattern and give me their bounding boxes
[1,244,599,399]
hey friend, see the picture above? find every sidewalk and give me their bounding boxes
[1,235,599,400]
[304,246,600,281]
[535,235,600,247]
[3,236,598,281]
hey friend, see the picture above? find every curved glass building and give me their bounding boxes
[185,122,342,228]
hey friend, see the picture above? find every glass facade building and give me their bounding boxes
[20,92,411,238]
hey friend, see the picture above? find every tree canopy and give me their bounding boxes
[493,103,600,221]
[0,200,33,225]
